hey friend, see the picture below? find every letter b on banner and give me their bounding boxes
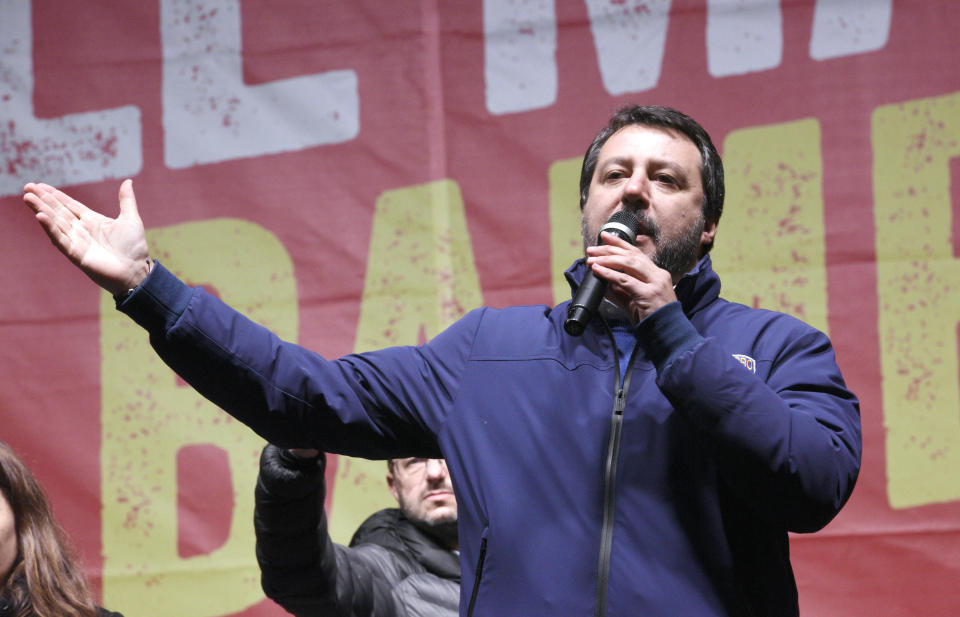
[100,220,297,616]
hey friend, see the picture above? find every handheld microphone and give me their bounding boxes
[564,210,640,336]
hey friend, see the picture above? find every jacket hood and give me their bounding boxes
[563,254,722,319]
[350,508,461,583]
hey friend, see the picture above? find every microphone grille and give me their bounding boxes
[602,210,640,243]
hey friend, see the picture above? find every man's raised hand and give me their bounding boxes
[23,179,152,297]
[585,230,677,324]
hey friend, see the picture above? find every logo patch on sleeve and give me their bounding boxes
[732,354,756,373]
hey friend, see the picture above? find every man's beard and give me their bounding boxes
[410,512,458,549]
[650,212,705,280]
[582,210,704,281]
[397,490,458,548]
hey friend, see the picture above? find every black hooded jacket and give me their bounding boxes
[255,445,460,617]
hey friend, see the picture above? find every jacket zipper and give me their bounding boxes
[594,326,639,617]
[466,536,488,617]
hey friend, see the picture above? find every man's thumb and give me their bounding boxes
[118,178,139,217]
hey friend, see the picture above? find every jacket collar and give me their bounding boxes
[351,508,461,582]
[563,253,721,319]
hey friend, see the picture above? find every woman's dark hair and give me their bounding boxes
[0,442,100,617]
[579,105,725,241]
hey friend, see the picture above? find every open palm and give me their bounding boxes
[23,180,151,297]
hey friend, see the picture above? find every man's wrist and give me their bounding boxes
[113,258,153,301]
[635,301,703,372]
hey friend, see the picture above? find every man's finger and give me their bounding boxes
[117,179,139,218]
[33,210,74,258]
[23,182,53,198]
[46,187,92,220]
[26,186,71,221]
[599,230,636,249]
[22,192,45,216]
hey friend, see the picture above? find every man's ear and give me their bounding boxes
[386,473,400,502]
[700,218,718,250]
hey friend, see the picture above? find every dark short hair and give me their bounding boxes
[578,105,725,231]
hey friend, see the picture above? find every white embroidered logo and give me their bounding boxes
[732,354,756,373]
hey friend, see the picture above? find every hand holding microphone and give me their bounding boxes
[564,210,640,336]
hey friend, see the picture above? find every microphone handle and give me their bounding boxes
[564,271,607,336]
[564,217,638,336]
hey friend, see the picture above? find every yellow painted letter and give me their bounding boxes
[874,93,960,508]
[713,118,829,333]
[549,157,585,305]
[101,219,297,616]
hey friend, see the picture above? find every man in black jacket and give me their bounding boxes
[255,445,460,617]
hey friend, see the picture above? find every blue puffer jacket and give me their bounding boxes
[120,254,861,617]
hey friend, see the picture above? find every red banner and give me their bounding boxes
[2,0,958,615]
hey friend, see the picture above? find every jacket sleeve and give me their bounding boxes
[255,444,412,617]
[637,302,862,533]
[117,261,478,458]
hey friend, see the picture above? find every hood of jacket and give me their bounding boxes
[350,508,461,583]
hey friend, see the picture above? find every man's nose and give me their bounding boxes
[622,172,649,207]
[425,458,447,479]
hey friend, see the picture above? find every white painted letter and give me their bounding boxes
[707,0,782,77]
[484,0,558,115]
[584,0,672,95]
[0,0,141,197]
[810,0,891,60]
[160,0,358,169]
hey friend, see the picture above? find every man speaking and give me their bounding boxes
[22,105,861,616]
